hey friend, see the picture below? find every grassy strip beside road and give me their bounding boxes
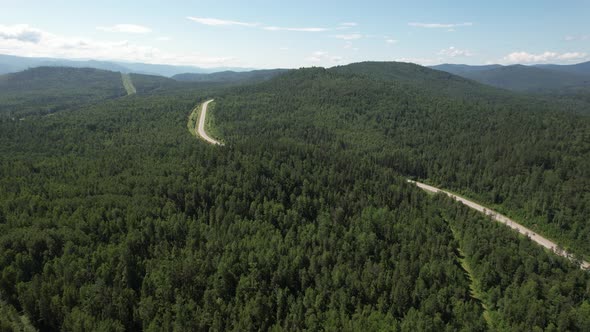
[447,223,494,329]
[409,179,590,270]
[187,103,200,137]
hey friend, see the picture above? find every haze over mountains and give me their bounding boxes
[0,54,254,77]
[3,53,590,95]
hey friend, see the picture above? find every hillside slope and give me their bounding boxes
[0,67,198,116]
[215,63,590,258]
[0,67,126,116]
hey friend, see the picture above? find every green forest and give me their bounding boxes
[0,65,589,331]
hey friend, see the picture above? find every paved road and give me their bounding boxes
[197,99,223,146]
[408,180,590,270]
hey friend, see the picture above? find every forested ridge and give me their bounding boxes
[0,64,589,331]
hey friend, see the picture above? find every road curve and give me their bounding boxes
[196,99,223,146]
[408,179,590,270]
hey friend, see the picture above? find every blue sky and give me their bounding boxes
[1,0,589,68]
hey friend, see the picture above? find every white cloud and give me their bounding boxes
[343,41,359,51]
[306,51,343,63]
[438,46,473,57]
[339,22,358,27]
[386,39,398,44]
[156,36,171,41]
[186,16,258,27]
[96,24,152,34]
[0,24,237,67]
[502,51,587,64]
[264,26,328,32]
[279,47,289,51]
[559,52,588,60]
[408,22,473,28]
[306,51,326,62]
[0,24,42,43]
[186,16,341,33]
[565,35,589,41]
[334,33,361,40]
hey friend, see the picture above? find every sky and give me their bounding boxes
[1,0,589,69]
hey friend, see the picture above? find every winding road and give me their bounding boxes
[196,99,223,146]
[194,98,587,270]
[408,180,590,270]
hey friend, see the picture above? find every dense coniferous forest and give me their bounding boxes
[0,64,589,331]
[215,65,590,259]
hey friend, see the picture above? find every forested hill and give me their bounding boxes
[332,61,590,114]
[0,67,197,117]
[0,67,126,117]
[216,63,590,258]
[0,66,124,95]
[333,61,590,110]
[330,61,508,99]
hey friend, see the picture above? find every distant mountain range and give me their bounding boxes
[3,53,590,94]
[172,69,290,84]
[430,62,590,92]
[0,54,254,77]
